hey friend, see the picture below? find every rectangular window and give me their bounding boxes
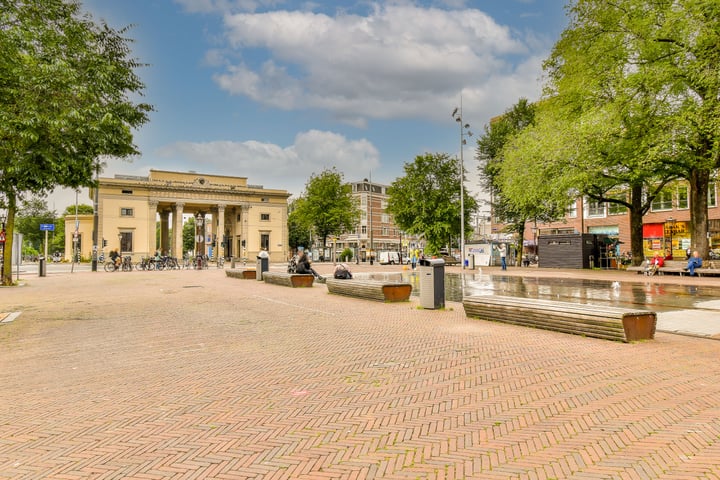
[607,192,628,215]
[260,213,270,221]
[381,214,389,223]
[120,208,134,217]
[566,201,577,218]
[709,183,717,208]
[119,232,133,253]
[587,200,605,217]
[677,184,689,209]
[361,225,367,234]
[651,187,673,211]
[121,189,133,194]
[260,233,269,250]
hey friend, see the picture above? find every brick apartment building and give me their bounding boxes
[518,180,720,260]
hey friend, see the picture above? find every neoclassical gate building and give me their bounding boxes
[65,170,290,263]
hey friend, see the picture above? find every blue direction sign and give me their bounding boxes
[39,223,55,231]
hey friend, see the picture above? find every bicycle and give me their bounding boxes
[104,259,120,272]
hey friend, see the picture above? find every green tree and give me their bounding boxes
[291,168,360,251]
[477,99,567,259]
[1,0,152,284]
[182,217,195,256]
[14,198,57,252]
[287,197,311,251]
[542,0,720,258]
[387,153,478,254]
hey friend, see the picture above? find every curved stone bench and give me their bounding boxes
[263,271,315,287]
[463,295,656,343]
[225,268,256,279]
[325,278,412,302]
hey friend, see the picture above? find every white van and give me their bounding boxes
[378,251,400,265]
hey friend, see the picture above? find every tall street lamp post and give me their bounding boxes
[666,217,676,257]
[452,100,473,269]
[0,212,6,280]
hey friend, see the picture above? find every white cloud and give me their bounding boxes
[155,130,380,197]
[212,3,545,126]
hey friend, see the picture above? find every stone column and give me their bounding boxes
[217,204,226,260]
[160,210,170,255]
[241,204,250,260]
[173,202,184,258]
[148,200,158,257]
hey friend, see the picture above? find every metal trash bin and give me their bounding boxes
[256,251,269,280]
[419,258,445,309]
[39,256,47,277]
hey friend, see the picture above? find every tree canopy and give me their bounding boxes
[539,0,720,257]
[290,168,360,251]
[1,0,152,284]
[387,152,478,254]
[476,99,569,259]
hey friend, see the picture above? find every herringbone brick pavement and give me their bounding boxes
[1,268,719,479]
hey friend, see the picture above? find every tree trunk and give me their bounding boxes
[2,194,16,286]
[689,167,709,257]
[629,185,644,266]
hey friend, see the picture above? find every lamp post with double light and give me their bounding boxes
[666,217,676,258]
[452,101,472,269]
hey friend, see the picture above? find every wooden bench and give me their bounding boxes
[262,271,315,287]
[462,295,656,342]
[325,278,412,302]
[225,268,256,279]
[656,260,688,275]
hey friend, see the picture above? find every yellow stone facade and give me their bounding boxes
[65,170,290,263]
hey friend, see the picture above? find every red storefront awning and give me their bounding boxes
[643,223,664,238]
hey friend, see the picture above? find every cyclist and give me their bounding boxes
[109,249,121,269]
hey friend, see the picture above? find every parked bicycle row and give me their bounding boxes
[103,254,224,272]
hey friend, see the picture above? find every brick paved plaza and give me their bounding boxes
[1,266,719,479]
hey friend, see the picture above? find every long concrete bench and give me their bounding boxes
[462,295,656,343]
[225,268,256,279]
[263,271,315,287]
[325,278,412,302]
[626,259,720,276]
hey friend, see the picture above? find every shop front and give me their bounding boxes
[642,221,689,259]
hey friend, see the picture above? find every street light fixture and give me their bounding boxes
[452,99,473,269]
[0,212,6,280]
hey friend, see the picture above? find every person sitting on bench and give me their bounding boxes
[686,250,703,276]
[645,252,664,276]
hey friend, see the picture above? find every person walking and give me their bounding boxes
[500,244,507,271]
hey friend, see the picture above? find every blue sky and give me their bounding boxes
[50,0,569,211]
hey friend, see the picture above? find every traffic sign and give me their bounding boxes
[40,223,55,231]
[0,230,5,244]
